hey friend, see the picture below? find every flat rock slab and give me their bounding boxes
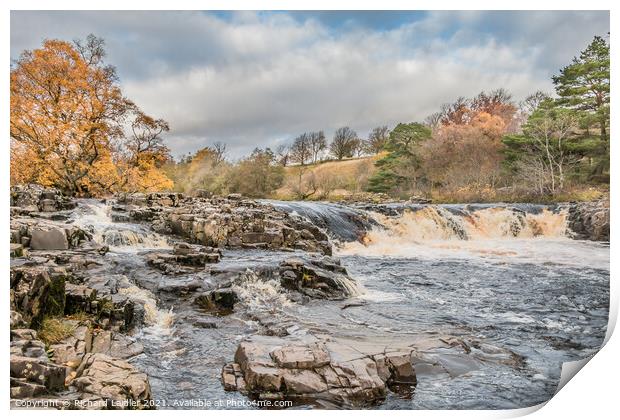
[222,334,417,407]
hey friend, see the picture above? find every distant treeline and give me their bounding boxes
[11,34,609,202]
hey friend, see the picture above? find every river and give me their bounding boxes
[73,199,610,409]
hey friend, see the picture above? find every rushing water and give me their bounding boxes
[72,199,610,410]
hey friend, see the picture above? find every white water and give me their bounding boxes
[74,200,176,333]
[338,206,609,270]
[74,200,170,250]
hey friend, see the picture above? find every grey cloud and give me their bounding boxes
[10,11,610,158]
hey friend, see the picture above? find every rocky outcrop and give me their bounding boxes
[10,218,92,254]
[70,353,152,409]
[567,201,610,241]
[10,266,67,328]
[112,193,333,255]
[10,329,66,399]
[221,335,417,407]
[10,321,151,409]
[10,184,76,214]
[279,255,360,300]
[146,242,221,274]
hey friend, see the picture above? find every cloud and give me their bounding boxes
[10,10,610,158]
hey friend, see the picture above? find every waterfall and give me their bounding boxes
[363,205,568,244]
[264,200,377,241]
[74,200,169,250]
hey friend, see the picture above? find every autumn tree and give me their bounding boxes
[423,112,507,194]
[330,127,358,160]
[10,35,173,195]
[228,148,284,198]
[168,144,231,194]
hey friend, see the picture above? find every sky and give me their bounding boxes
[10,10,610,159]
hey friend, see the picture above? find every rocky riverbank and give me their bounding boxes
[9,185,360,409]
[9,184,611,409]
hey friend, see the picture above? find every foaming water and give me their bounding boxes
[334,205,610,269]
[365,206,568,242]
[119,284,175,333]
[74,200,169,250]
[232,269,293,313]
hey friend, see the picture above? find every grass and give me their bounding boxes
[275,155,381,201]
[37,317,76,345]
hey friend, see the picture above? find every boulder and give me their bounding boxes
[279,256,359,300]
[194,288,238,315]
[10,266,66,328]
[71,353,153,409]
[30,225,69,250]
[567,201,610,241]
[223,335,417,407]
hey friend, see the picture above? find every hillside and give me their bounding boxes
[274,155,383,201]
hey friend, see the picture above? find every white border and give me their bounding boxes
[2,2,616,419]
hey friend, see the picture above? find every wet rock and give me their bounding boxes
[10,265,67,328]
[223,335,417,407]
[78,275,143,330]
[146,242,221,274]
[279,256,359,300]
[71,353,153,409]
[29,225,69,250]
[567,201,610,241]
[194,288,238,315]
[113,194,333,255]
[64,283,98,315]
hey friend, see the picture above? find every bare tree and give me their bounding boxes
[424,113,442,129]
[365,125,389,154]
[212,141,227,165]
[330,127,358,160]
[290,133,312,165]
[308,131,327,163]
[276,144,291,166]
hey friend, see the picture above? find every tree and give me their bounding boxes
[365,126,389,154]
[290,133,312,165]
[169,145,231,194]
[422,112,506,194]
[503,99,580,195]
[367,123,432,195]
[228,148,284,198]
[552,35,610,143]
[212,141,227,165]
[276,144,291,167]
[308,131,327,163]
[10,35,173,195]
[11,36,128,194]
[330,127,358,160]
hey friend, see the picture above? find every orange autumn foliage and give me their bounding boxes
[10,35,173,196]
